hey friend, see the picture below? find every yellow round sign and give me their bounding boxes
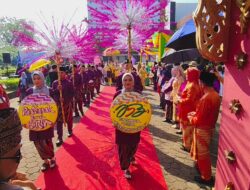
[110,92,152,133]
[18,94,58,131]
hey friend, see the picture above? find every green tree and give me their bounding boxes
[0,17,34,63]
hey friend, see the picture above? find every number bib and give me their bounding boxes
[18,94,58,131]
[110,92,152,133]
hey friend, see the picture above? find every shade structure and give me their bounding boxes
[161,48,200,64]
[166,19,196,51]
[29,59,51,72]
[103,47,121,56]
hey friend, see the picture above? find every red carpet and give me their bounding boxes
[36,86,168,190]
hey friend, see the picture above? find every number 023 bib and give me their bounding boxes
[110,92,152,133]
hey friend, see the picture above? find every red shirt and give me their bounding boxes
[190,89,220,129]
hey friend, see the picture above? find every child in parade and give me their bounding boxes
[52,66,74,147]
[81,65,91,107]
[113,73,141,179]
[94,65,102,94]
[25,71,56,171]
[70,64,84,117]
[87,65,95,99]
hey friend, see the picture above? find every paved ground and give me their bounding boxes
[144,86,219,190]
[10,85,219,190]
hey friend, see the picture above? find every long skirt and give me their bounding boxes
[118,144,138,170]
[34,139,54,160]
[190,128,214,181]
[182,122,194,150]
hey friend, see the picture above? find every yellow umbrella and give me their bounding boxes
[103,47,121,56]
[29,59,51,72]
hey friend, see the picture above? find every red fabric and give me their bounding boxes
[190,89,220,130]
[197,156,212,181]
[36,86,168,190]
[179,68,202,124]
[0,84,10,110]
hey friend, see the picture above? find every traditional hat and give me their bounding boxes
[0,108,22,156]
[200,71,216,87]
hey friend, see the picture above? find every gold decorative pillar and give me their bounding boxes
[193,0,231,63]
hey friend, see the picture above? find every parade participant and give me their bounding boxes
[162,66,179,123]
[138,64,147,88]
[0,84,9,110]
[145,62,151,86]
[113,73,141,179]
[18,72,28,102]
[87,65,95,99]
[94,65,102,94]
[25,71,56,171]
[106,62,113,86]
[48,65,58,87]
[81,65,90,107]
[71,65,84,117]
[188,72,220,185]
[116,62,143,92]
[114,63,121,84]
[0,107,40,190]
[52,66,74,147]
[178,67,202,152]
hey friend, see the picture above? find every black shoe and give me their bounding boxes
[56,139,63,147]
[74,114,80,117]
[176,130,182,135]
[194,176,214,186]
[163,119,173,124]
[68,132,73,137]
[180,145,190,152]
[193,162,200,174]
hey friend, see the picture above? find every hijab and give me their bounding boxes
[121,73,134,93]
[32,71,50,95]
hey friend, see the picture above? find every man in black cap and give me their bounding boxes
[52,66,74,146]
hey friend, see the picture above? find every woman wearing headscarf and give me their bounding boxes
[138,64,147,89]
[25,71,56,172]
[162,66,179,123]
[113,73,141,180]
[170,66,185,126]
[178,68,202,152]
